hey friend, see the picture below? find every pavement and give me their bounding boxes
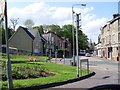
[50,56,120,89]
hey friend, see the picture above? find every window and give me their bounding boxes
[112,34,115,43]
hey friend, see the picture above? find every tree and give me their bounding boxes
[24,19,34,28]
[1,27,15,44]
[10,18,19,31]
[61,24,88,50]
[88,39,95,51]
[45,24,62,34]
[78,30,89,50]
[0,28,3,44]
[61,24,73,39]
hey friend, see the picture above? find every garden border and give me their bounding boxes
[14,72,95,90]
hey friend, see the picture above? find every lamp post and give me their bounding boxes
[76,13,80,77]
[72,4,86,66]
[72,4,86,77]
[4,1,13,89]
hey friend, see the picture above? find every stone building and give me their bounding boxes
[100,14,120,61]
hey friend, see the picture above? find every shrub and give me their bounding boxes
[2,62,54,81]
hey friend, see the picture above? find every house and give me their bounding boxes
[9,26,46,55]
[94,34,102,57]
[95,43,102,57]
[100,14,120,61]
[42,31,71,57]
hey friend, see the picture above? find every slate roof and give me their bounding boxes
[40,35,47,42]
[20,26,46,42]
[109,15,120,24]
[42,31,64,40]
[28,28,38,38]
[20,26,35,40]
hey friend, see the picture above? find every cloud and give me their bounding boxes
[82,17,108,42]
[8,1,108,42]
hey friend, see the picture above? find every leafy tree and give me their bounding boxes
[78,30,89,50]
[1,27,15,44]
[24,19,34,28]
[61,24,88,50]
[45,24,62,34]
[88,39,95,51]
[0,28,2,44]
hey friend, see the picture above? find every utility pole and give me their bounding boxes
[72,3,86,77]
[4,0,13,89]
[76,13,80,77]
[72,4,86,66]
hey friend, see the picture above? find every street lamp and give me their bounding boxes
[72,3,86,77]
[72,4,86,66]
[4,1,13,89]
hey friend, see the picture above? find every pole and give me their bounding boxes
[64,38,65,64]
[72,4,86,66]
[72,6,75,66]
[4,0,13,89]
[55,50,57,62]
[76,13,80,77]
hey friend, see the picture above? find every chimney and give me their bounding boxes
[113,13,120,19]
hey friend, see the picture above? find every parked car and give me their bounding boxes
[85,53,91,57]
[79,50,86,56]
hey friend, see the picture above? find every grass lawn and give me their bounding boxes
[2,62,89,90]
[1,53,48,61]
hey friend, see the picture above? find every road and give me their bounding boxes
[51,56,120,89]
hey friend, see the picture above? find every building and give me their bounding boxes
[42,31,71,57]
[100,14,120,61]
[95,34,102,57]
[9,26,72,57]
[9,26,46,55]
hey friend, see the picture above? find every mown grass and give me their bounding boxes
[2,62,89,90]
[1,53,48,61]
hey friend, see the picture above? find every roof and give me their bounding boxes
[43,31,64,40]
[109,15,120,24]
[101,14,120,29]
[28,28,38,37]
[20,26,35,40]
[40,35,47,42]
[20,26,46,42]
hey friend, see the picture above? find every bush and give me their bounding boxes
[2,62,55,81]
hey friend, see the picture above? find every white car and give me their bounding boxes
[85,53,91,57]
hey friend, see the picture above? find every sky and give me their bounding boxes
[1,0,120,43]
